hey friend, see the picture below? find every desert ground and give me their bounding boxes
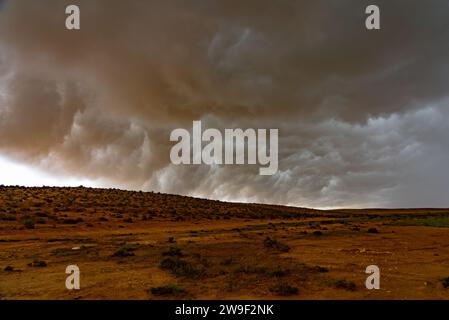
[0,186,448,300]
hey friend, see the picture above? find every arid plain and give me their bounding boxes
[1,186,449,299]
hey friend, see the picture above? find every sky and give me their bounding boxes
[0,0,449,208]
[0,155,99,188]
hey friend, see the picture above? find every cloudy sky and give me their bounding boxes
[0,0,448,208]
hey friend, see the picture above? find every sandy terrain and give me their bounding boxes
[1,186,449,299]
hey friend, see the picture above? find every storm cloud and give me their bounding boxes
[0,0,448,208]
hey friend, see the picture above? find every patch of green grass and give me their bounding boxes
[389,217,449,228]
[22,218,35,229]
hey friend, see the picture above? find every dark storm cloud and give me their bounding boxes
[0,0,448,207]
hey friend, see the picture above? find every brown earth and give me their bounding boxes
[1,186,449,300]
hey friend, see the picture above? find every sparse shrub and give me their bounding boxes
[266,266,288,277]
[220,258,233,266]
[99,217,108,222]
[312,265,329,273]
[62,218,83,224]
[112,244,139,257]
[22,218,35,229]
[162,245,183,257]
[149,284,185,296]
[269,283,299,296]
[235,265,267,274]
[36,218,47,224]
[27,260,47,267]
[313,231,323,236]
[333,279,356,291]
[441,277,449,288]
[4,266,14,272]
[33,202,45,208]
[160,257,203,278]
[35,211,49,218]
[123,217,133,223]
[367,228,379,234]
[263,237,290,252]
[0,213,16,221]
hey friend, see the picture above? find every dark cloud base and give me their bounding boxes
[0,0,448,208]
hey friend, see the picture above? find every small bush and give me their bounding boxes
[312,265,329,273]
[0,213,16,221]
[334,279,356,291]
[263,237,290,252]
[35,212,49,218]
[269,284,299,296]
[27,260,47,267]
[441,277,449,288]
[112,244,139,257]
[235,265,267,274]
[266,266,288,277]
[160,257,203,278]
[4,265,14,272]
[367,228,379,234]
[62,218,83,224]
[149,284,185,296]
[162,246,183,257]
[22,218,35,229]
[36,218,47,224]
[220,258,233,266]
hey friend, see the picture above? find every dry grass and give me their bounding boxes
[0,186,449,299]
